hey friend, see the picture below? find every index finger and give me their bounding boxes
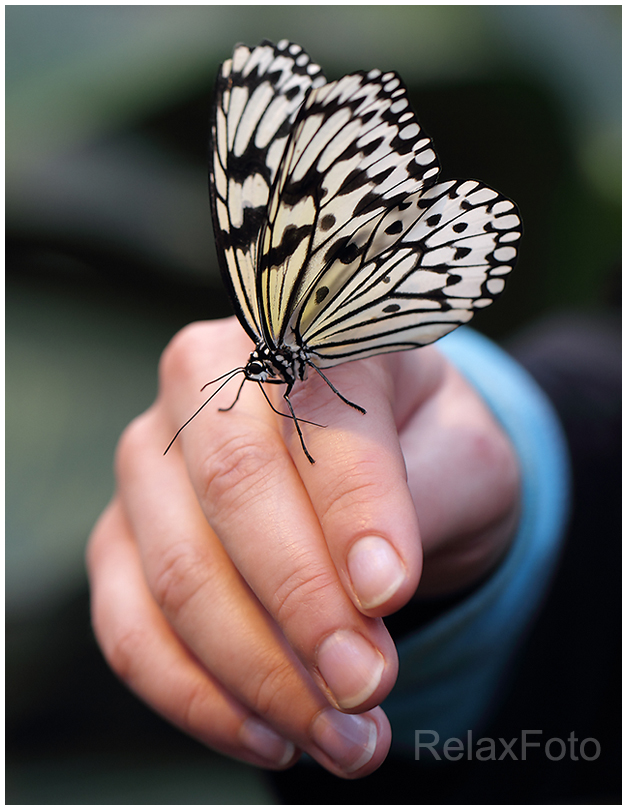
[160,319,401,713]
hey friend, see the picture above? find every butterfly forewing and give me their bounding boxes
[257,68,440,347]
[210,40,326,341]
[209,38,520,375]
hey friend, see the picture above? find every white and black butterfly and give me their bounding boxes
[168,39,521,462]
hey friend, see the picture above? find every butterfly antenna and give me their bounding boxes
[201,367,245,391]
[163,370,243,455]
[306,362,366,414]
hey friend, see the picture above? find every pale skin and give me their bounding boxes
[87,317,520,779]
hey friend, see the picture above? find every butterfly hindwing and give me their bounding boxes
[298,179,521,365]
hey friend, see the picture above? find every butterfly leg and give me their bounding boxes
[218,376,247,412]
[307,362,366,414]
[283,388,316,465]
[257,382,323,428]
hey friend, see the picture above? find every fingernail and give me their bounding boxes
[316,629,385,709]
[311,708,378,773]
[240,717,295,767]
[347,536,406,610]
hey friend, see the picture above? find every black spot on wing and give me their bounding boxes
[266,223,313,267]
[325,236,361,265]
[446,273,463,286]
[385,220,403,235]
[359,134,385,157]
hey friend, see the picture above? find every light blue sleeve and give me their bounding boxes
[384,327,571,756]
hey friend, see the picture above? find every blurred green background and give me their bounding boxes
[6,6,620,804]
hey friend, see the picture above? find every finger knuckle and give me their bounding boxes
[150,542,209,622]
[199,430,282,523]
[114,410,154,481]
[460,422,520,520]
[179,676,213,735]
[272,564,337,629]
[158,321,211,392]
[99,623,148,686]
[318,458,391,528]
[249,658,297,717]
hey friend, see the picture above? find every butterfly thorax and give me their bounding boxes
[244,343,308,386]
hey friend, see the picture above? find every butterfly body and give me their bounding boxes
[243,343,307,387]
[167,39,522,461]
[236,339,366,464]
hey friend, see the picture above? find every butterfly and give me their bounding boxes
[167,39,521,462]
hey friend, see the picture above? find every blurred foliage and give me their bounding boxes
[6,5,621,804]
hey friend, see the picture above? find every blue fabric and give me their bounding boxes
[384,327,571,756]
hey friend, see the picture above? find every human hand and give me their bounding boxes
[87,317,519,778]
